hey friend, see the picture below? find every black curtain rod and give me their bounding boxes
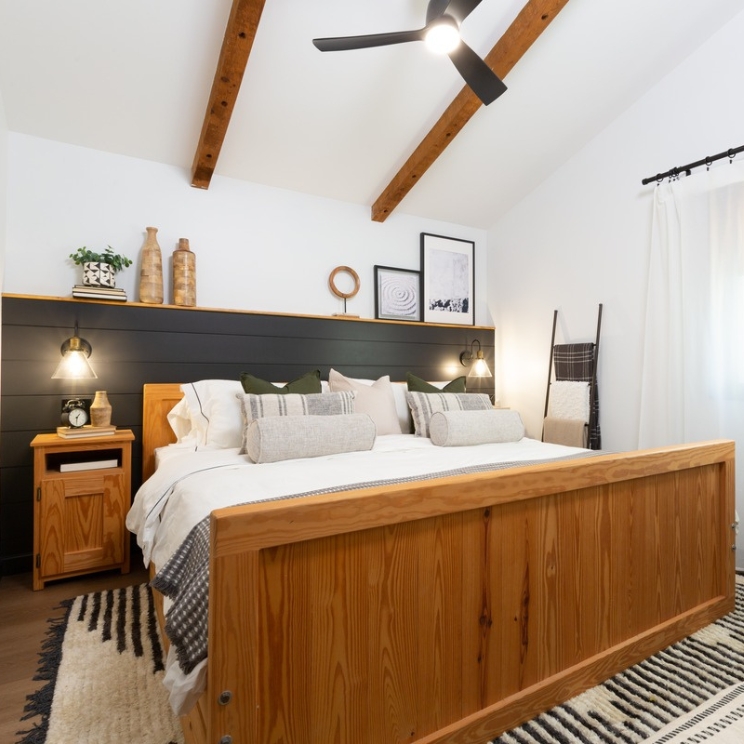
[641,144,744,185]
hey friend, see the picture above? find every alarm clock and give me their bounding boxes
[61,398,90,428]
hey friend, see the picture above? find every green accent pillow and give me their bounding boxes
[240,369,322,395]
[406,372,467,393]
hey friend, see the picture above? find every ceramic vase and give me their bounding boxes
[139,226,164,304]
[172,238,196,306]
[90,390,113,427]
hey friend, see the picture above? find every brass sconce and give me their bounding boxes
[51,324,97,379]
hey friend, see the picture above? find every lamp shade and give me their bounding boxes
[460,339,493,378]
[469,353,492,378]
[51,334,97,379]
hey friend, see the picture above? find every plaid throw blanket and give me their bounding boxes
[151,451,601,676]
[552,343,601,449]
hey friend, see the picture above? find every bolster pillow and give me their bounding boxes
[244,413,376,463]
[429,409,525,447]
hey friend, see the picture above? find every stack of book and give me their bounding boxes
[71,284,127,301]
[56,425,117,438]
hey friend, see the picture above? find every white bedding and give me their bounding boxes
[126,433,588,714]
[128,434,586,573]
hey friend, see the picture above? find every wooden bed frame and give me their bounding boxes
[141,383,736,744]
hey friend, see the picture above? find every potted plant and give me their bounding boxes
[69,246,133,288]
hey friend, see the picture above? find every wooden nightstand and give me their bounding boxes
[30,429,135,590]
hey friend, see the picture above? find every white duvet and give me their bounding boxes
[126,434,587,713]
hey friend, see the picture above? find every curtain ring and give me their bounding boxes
[705,156,712,171]
[728,149,736,164]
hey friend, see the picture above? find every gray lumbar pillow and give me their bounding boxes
[243,413,376,463]
[429,409,525,447]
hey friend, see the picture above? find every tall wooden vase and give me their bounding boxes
[172,238,196,306]
[139,226,164,304]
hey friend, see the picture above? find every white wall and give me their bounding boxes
[0,87,8,404]
[0,88,7,280]
[3,133,490,325]
[488,8,744,562]
[488,7,744,452]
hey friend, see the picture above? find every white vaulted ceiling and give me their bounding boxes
[0,0,740,228]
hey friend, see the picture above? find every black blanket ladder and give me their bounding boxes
[542,304,603,450]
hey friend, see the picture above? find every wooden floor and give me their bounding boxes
[0,566,149,744]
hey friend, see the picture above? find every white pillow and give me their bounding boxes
[166,397,195,442]
[243,414,376,463]
[406,391,492,438]
[180,379,244,448]
[429,409,525,446]
[328,369,402,435]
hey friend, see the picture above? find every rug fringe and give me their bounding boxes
[15,599,74,744]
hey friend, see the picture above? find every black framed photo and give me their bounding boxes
[374,265,421,322]
[420,233,474,325]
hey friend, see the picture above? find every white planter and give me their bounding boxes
[83,262,116,288]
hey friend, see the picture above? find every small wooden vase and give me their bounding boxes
[172,238,196,306]
[90,390,112,427]
[139,226,164,304]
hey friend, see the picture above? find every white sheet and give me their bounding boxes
[126,434,587,714]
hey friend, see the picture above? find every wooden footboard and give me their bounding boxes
[187,440,734,744]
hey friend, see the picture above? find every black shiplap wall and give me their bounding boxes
[0,295,495,576]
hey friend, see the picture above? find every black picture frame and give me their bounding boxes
[420,233,475,325]
[374,265,422,322]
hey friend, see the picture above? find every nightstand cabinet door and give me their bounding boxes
[38,472,126,578]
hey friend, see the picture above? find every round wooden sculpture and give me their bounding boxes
[328,266,360,316]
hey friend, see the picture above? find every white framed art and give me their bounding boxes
[420,233,474,325]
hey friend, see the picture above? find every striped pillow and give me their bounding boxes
[238,391,356,453]
[405,391,492,438]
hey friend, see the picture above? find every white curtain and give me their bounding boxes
[639,160,744,555]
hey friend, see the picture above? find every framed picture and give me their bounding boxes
[374,265,421,322]
[420,233,474,325]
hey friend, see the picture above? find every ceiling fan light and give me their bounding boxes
[425,22,460,54]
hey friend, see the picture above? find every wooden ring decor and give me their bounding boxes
[328,266,360,299]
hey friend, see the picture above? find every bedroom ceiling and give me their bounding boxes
[0,0,741,229]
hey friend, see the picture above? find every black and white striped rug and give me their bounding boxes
[17,581,744,744]
[17,583,183,744]
[492,578,744,744]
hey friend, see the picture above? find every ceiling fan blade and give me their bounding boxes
[448,41,507,105]
[443,0,484,24]
[313,28,424,52]
[426,0,451,24]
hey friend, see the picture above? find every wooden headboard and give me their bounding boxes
[142,383,183,480]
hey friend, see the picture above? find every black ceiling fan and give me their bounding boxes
[312,0,507,106]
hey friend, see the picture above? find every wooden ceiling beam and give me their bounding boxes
[191,0,267,189]
[371,0,571,222]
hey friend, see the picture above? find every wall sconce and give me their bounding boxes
[51,324,97,379]
[460,339,492,378]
